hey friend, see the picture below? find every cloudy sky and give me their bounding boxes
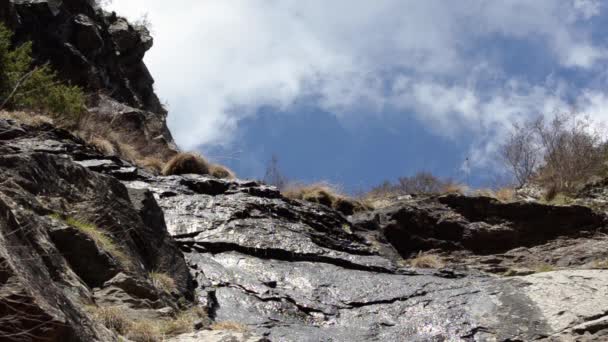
[109,0,608,191]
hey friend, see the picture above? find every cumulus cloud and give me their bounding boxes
[109,0,607,171]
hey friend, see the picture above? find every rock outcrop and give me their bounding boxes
[0,0,178,160]
[3,1,608,341]
[4,117,608,341]
[0,119,192,341]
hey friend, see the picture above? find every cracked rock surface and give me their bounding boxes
[125,164,608,341]
[3,118,608,341]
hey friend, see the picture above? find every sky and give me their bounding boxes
[108,0,608,192]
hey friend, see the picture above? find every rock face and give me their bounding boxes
[0,0,178,159]
[3,2,608,341]
[3,119,608,341]
[0,119,192,341]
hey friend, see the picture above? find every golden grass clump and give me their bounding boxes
[91,306,131,335]
[90,305,208,341]
[442,183,467,194]
[409,252,445,269]
[137,157,165,174]
[495,187,516,202]
[115,141,141,164]
[0,110,54,126]
[161,307,208,336]
[149,271,177,294]
[125,321,162,342]
[283,183,368,215]
[210,321,248,333]
[88,136,116,156]
[209,164,236,179]
[161,152,210,176]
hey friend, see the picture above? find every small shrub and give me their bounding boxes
[210,321,248,332]
[162,152,209,176]
[0,24,85,123]
[409,252,444,269]
[209,164,235,179]
[263,154,287,189]
[50,214,132,268]
[149,271,177,294]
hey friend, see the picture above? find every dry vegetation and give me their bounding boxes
[502,113,607,195]
[283,182,368,215]
[408,252,445,269]
[50,214,132,269]
[149,271,177,294]
[210,321,249,333]
[210,164,236,179]
[161,152,210,176]
[90,305,208,342]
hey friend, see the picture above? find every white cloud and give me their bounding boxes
[108,0,607,170]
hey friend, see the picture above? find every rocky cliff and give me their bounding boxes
[2,1,608,342]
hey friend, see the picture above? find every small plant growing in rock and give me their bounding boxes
[210,163,236,179]
[409,252,445,269]
[149,271,177,294]
[50,214,132,268]
[0,24,85,123]
[534,263,555,273]
[210,321,249,332]
[283,182,368,215]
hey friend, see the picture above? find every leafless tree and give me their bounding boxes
[501,120,540,187]
[263,154,288,190]
[501,112,606,191]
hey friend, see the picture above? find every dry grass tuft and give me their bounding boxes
[534,263,555,273]
[443,183,467,194]
[125,321,162,342]
[162,152,210,176]
[283,183,368,215]
[409,252,445,269]
[0,110,54,126]
[88,136,116,156]
[161,307,208,336]
[495,187,516,202]
[593,259,608,269]
[209,164,236,179]
[115,141,141,164]
[137,157,165,174]
[91,306,131,335]
[149,271,177,294]
[210,321,249,333]
[90,305,208,341]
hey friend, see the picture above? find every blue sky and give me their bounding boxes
[110,1,608,192]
